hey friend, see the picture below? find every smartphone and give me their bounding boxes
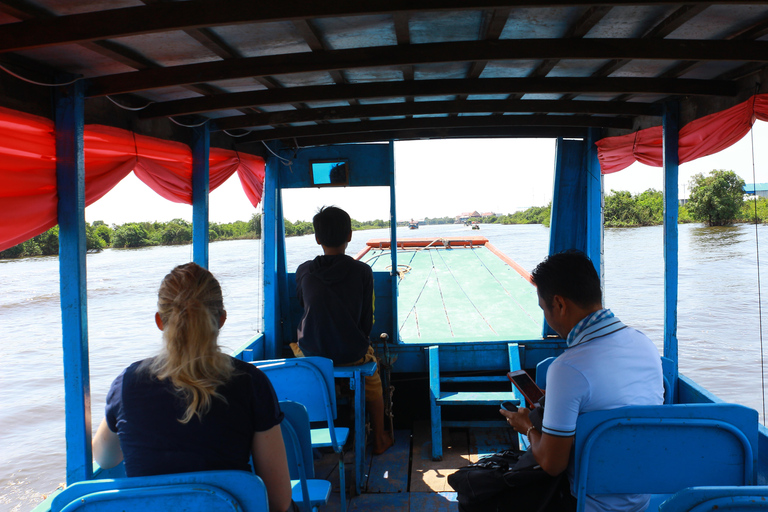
[500,401,518,412]
[507,370,545,409]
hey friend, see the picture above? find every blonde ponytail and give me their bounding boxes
[147,262,233,424]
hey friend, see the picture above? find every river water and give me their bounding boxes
[2,222,767,511]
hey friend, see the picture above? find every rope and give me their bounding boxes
[470,248,538,326]
[106,95,154,111]
[750,91,766,423]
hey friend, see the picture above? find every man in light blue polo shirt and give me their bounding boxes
[502,251,663,512]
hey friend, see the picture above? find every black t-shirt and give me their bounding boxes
[296,254,374,364]
[105,357,282,477]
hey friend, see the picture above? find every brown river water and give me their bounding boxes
[2,222,767,511]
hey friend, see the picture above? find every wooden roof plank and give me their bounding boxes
[212,99,661,131]
[140,77,738,118]
[86,39,768,97]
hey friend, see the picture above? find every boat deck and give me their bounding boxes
[362,238,542,343]
[315,423,515,511]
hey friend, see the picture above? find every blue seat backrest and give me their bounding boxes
[660,486,768,512]
[51,470,268,512]
[280,400,315,480]
[661,356,678,404]
[574,403,758,501]
[536,357,556,389]
[253,357,337,421]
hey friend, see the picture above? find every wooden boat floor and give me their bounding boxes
[314,422,517,511]
[366,246,541,343]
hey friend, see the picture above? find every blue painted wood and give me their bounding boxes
[663,101,680,364]
[192,124,210,268]
[275,183,291,347]
[279,401,333,512]
[428,346,442,460]
[366,430,411,493]
[585,128,603,283]
[660,486,768,512]
[279,143,392,188]
[263,150,281,360]
[51,471,268,512]
[388,141,399,343]
[409,492,459,511]
[348,492,409,511]
[55,80,92,485]
[546,138,589,337]
[333,361,377,495]
[471,428,516,459]
[252,357,349,512]
[436,391,520,405]
[573,404,759,512]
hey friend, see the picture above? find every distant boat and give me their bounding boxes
[408,219,419,229]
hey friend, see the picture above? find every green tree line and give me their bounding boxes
[0,213,393,259]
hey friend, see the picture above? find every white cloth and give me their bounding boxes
[543,320,664,512]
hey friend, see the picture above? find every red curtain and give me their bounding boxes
[0,107,265,252]
[597,94,768,174]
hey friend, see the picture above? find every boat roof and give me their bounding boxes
[1,1,767,155]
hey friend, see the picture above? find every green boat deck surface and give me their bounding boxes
[366,245,542,343]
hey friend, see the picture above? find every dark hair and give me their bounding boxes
[531,251,602,309]
[313,206,351,247]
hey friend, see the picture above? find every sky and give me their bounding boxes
[84,121,768,225]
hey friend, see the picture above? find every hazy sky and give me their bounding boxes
[84,121,768,225]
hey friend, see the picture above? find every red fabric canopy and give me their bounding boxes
[597,94,768,174]
[0,107,265,252]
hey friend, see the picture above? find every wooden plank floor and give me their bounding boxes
[316,424,515,511]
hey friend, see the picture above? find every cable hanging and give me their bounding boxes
[223,129,252,138]
[168,116,209,128]
[261,140,293,167]
[106,95,155,111]
[750,87,766,423]
[0,63,83,87]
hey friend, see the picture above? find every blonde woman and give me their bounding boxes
[93,262,296,512]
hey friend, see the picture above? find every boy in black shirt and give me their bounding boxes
[293,206,393,455]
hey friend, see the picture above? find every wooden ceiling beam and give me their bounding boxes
[263,125,590,147]
[139,76,738,118]
[240,117,586,142]
[86,38,768,97]
[5,1,768,53]
[212,98,661,131]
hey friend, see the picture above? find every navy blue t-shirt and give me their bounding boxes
[105,357,282,477]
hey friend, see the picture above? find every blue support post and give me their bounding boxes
[547,138,590,336]
[263,150,281,360]
[192,124,210,268]
[388,141,399,341]
[55,80,93,484]
[585,128,604,284]
[663,102,680,364]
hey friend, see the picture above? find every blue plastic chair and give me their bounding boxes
[254,357,349,511]
[51,470,268,512]
[660,486,768,511]
[573,403,759,512]
[280,400,332,512]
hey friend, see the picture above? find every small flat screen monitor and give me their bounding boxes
[310,160,349,187]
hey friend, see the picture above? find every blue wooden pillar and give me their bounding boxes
[263,147,284,359]
[388,141,399,341]
[663,102,680,364]
[585,128,604,286]
[547,137,598,336]
[192,124,210,268]
[55,80,93,484]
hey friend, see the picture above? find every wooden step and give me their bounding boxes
[436,391,520,406]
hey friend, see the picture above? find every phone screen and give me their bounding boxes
[507,370,545,407]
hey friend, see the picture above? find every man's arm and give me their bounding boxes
[500,407,572,476]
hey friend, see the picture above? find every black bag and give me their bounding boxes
[448,448,574,512]
[448,399,576,512]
